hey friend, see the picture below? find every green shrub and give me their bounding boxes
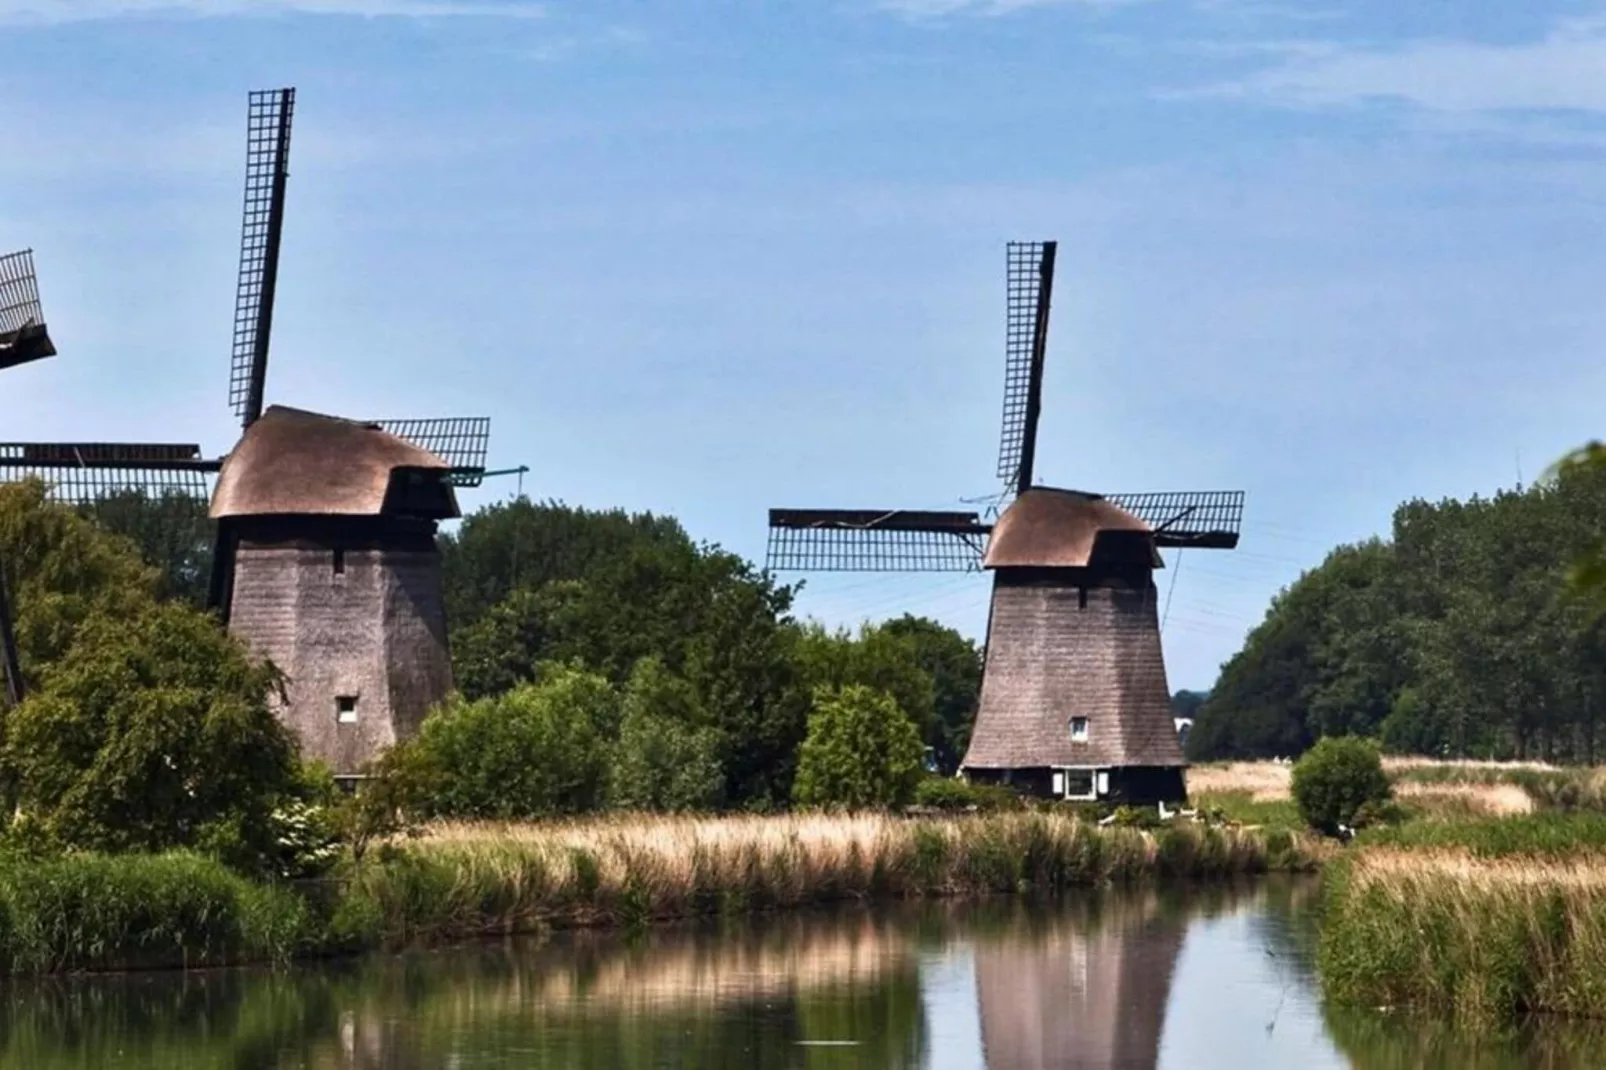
[913,777,976,810]
[792,685,926,810]
[395,663,620,820]
[1292,736,1391,835]
[607,658,726,812]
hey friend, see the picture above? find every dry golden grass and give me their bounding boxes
[343,811,1315,947]
[1185,762,1292,801]
[1394,781,1535,817]
[1188,756,1565,816]
[1351,848,1606,889]
[1380,755,1563,776]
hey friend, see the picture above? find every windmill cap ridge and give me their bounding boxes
[210,404,459,520]
[984,486,1160,570]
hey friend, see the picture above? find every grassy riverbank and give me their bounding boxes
[0,811,1317,975]
[1320,844,1606,1024]
[1191,756,1606,1026]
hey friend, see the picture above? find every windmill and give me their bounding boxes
[765,241,1244,805]
[0,87,500,776]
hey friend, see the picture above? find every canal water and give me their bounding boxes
[0,879,1600,1068]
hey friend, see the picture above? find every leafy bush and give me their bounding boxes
[792,685,925,810]
[0,601,304,874]
[1291,736,1392,834]
[913,777,976,810]
[608,658,726,812]
[388,664,620,820]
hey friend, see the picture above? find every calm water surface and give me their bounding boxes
[0,879,1601,1068]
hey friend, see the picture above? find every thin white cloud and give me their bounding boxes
[1191,15,1606,113]
[878,0,1146,18]
[0,0,542,23]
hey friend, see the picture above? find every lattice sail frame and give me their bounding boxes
[996,241,1055,494]
[229,88,296,429]
[0,443,218,506]
[373,417,492,486]
[0,250,56,368]
[764,491,1245,572]
[1105,491,1245,549]
[767,509,988,573]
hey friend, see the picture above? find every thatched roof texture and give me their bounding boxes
[984,487,1161,570]
[211,405,459,520]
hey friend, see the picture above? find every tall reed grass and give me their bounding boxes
[0,813,1316,975]
[339,812,1319,948]
[1320,847,1606,1024]
[0,852,308,973]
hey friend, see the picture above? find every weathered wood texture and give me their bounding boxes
[963,575,1184,772]
[229,540,451,775]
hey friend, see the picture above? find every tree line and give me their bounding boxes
[0,483,986,869]
[1188,455,1606,764]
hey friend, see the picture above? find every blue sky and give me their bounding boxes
[4,0,1606,688]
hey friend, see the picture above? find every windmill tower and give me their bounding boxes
[765,241,1244,805]
[0,88,499,776]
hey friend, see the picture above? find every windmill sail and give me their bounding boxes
[372,416,492,485]
[1103,491,1245,549]
[0,443,218,505]
[765,508,989,572]
[997,240,1056,498]
[229,87,295,430]
[0,250,56,370]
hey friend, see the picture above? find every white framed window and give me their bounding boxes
[336,695,358,724]
[1070,716,1089,742]
[1062,769,1096,799]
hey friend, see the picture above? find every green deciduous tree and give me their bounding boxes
[879,614,983,773]
[0,600,301,872]
[0,479,159,684]
[608,658,725,812]
[398,664,620,819]
[791,684,925,810]
[440,498,806,807]
[1191,458,1606,764]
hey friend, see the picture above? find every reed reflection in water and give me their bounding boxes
[0,879,1601,1068]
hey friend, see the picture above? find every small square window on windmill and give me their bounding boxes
[1070,717,1089,742]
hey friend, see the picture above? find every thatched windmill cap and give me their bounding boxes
[984,487,1161,570]
[210,405,460,520]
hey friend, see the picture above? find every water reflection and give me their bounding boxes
[0,879,1594,1069]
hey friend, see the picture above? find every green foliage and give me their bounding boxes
[0,850,309,973]
[396,664,620,820]
[0,599,303,874]
[878,615,982,773]
[608,658,726,812]
[1192,457,1606,764]
[0,478,159,684]
[1291,736,1392,834]
[1188,791,1305,832]
[791,685,926,810]
[912,776,977,810]
[1357,812,1606,857]
[77,489,214,607]
[440,497,806,808]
